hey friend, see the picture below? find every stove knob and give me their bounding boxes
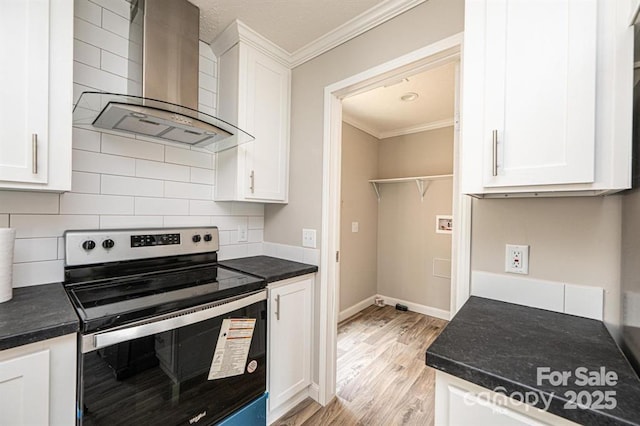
[192,234,202,243]
[203,234,212,242]
[102,239,115,249]
[82,240,96,251]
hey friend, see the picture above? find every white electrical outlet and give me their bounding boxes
[351,222,359,233]
[237,224,248,242]
[505,244,529,274]
[302,228,316,248]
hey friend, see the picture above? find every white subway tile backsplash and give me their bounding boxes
[12,260,64,288]
[0,214,8,227]
[233,202,265,216]
[74,40,101,67]
[73,149,136,176]
[57,237,65,260]
[165,146,213,169]
[100,50,128,79]
[190,167,214,185]
[73,127,101,152]
[101,9,129,38]
[199,72,216,92]
[212,216,248,231]
[0,192,59,214]
[72,171,101,194]
[60,193,134,215]
[199,88,215,108]
[102,133,164,161]
[74,18,128,57]
[74,61,128,93]
[75,0,102,26]
[99,215,163,229]
[164,181,212,200]
[101,175,164,197]
[218,244,249,261]
[74,83,96,103]
[14,238,58,263]
[136,159,190,182]
[248,216,264,230]
[10,215,100,238]
[89,0,130,19]
[198,104,217,117]
[247,243,263,257]
[199,57,215,76]
[248,229,263,243]
[134,198,189,216]
[189,200,234,216]
[163,216,212,227]
[199,42,215,60]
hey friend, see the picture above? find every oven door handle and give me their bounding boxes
[83,289,267,353]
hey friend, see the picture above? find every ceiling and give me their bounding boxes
[190,0,387,54]
[342,61,456,139]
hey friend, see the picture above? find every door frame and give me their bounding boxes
[318,32,470,404]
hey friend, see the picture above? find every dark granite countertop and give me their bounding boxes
[426,296,640,425]
[0,283,79,351]
[219,256,318,283]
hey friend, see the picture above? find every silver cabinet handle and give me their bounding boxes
[250,170,255,193]
[492,130,498,177]
[275,294,280,320]
[32,134,38,174]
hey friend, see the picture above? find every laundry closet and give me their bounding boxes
[338,63,455,321]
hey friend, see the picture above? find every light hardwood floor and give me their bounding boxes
[273,305,447,426]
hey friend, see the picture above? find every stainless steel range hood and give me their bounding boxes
[72,0,253,152]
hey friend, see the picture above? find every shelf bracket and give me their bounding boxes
[371,182,381,201]
[416,179,430,202]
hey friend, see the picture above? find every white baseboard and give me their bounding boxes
[378,294,451,320]
[338,295,377,322]
[308,382,320,401]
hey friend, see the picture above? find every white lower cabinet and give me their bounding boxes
[435,371,578,426]
[0,334,76,426]
[267,274,313,422]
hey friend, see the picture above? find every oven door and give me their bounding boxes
[77,290,267,426]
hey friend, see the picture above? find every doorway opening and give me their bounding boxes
[318,33,470,405]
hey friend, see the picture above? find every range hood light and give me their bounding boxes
[131,112,147,119]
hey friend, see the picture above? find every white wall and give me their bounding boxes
[339,124,379,311]
[3,0,264,288]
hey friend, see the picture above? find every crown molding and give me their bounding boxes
[210,19,291,67]
[343,115,382,139]
[379,118,454,139]
[289,0,427,68]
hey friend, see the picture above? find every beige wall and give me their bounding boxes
[471,196,623,335]
[377,127,454,178]
[263,0,465,245]
[376,128,453,310]
[339,124,379,311]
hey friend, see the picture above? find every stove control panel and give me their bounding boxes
[65,227,220,266]
[131,233,181,247]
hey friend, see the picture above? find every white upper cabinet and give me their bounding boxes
[212,22,291,203]
[461,0,634,197]
[0,0,73,191]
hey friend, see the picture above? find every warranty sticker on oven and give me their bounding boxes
[208,318,256,380]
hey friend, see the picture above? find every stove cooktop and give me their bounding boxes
[66,264,265,333]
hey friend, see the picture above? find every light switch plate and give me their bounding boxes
[237,223,248,242]
[302,228,316,248]
[351,222,359,233]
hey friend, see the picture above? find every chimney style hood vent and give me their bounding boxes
[72,0,254,153]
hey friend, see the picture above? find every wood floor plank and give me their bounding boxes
[273,305,446,426]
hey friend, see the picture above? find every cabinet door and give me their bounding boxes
[268,278,312,410]
[0,349,50,425]
[243,48,290,202]
[0,0,49,184]
[479,0,597,187]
